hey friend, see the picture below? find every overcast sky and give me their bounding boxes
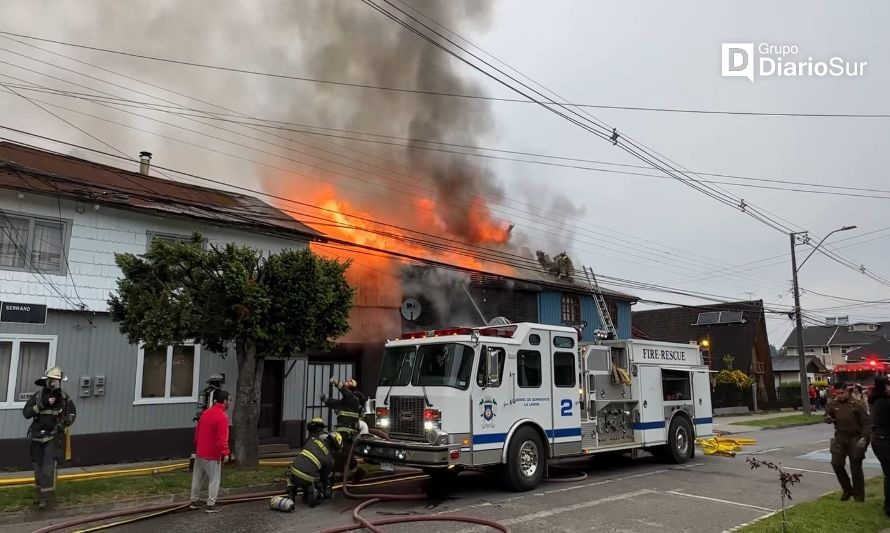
[2,1,888,347]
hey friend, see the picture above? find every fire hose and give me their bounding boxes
[316,436,510,533]
[694,435,757,457]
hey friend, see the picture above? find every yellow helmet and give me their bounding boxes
[329,431,344,449]
[35,366,65,386]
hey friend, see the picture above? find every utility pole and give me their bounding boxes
[790,232,810,416]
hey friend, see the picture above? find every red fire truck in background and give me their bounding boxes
[831,358,890,393]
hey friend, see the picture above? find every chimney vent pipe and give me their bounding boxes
[139,151,152,175]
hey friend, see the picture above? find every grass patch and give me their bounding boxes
[738,476,890,532]
[733,415,823,428]
[0,465,285,513]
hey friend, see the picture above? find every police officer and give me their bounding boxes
[22,367,76,510]
[825,381,870,501]
[194,374,225,422]
[286,431,343,507]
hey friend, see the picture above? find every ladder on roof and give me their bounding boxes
[583,266,617,340]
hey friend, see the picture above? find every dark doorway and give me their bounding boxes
[258,360,285,440]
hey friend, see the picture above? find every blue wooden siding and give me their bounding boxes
[537,290,632,340]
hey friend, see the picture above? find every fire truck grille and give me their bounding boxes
[389,396,425,439]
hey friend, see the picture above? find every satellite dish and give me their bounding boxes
[400,298,422,321]
[487,316,512,326]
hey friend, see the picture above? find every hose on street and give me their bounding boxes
[316,437,510,533]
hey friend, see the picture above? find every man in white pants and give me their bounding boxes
[190,390,231,512]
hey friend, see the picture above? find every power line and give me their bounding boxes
[1,30,887,119]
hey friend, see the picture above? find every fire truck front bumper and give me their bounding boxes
[354,437,461,469]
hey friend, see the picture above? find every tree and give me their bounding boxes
[769,344,779,357]
[108,234,354,468]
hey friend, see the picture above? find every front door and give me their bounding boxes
[258,360,285,439]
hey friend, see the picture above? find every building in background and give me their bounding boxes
[782,317,890,369]
[0,142,320,468]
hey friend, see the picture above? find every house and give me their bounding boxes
[843,340,890,363]
[771,355,829,389]
[0,142,322,468]
[782,317,890,369]
[632,300,776,405]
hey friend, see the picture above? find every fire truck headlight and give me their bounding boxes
[426,428,448,445]
[424,421,436,431]
[378,418,390,428]
[395,449,407,461]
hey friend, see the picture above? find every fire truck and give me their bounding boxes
[355,322,713,491]
[831,358,889,392]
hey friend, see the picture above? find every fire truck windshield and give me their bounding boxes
[378,346,416,386]
[413,343,475,390]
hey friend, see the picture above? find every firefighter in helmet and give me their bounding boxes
[22,367,76,510]
[194,373,225,422]
[306,417,326,439]
[285,431,343,507]
[321,378,366,439]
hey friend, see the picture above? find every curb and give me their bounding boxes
[0,482,284,525]
[761,421,824,431]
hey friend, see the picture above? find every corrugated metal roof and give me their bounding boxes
[0,141,320,240]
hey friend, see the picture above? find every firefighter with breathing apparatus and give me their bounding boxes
[322,377,368,471]
[22,366,76,510]
[279,429,343,509]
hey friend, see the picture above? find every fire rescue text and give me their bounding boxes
[641,348,687,361]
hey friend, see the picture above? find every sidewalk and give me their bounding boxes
[0,458,191,482]
[713,410,822,434]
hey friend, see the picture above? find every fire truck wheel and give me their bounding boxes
[664,416,694,464]
[503,426,545,491]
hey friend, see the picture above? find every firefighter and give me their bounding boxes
[306,417,326,439]
[285,431,343,508]
[321,378,366,439]
[22,367,76,510]
[825,381,870,501]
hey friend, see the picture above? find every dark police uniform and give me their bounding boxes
[826,395,870,501]
[23,381,76,508]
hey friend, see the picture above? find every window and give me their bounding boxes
[477,346,506,387]
[560,294,580,324]
[842,346,851,355]
[378,346,416,386]
[528,334,541,346]
[517,350,542,388]
[135,343,200,404]
[822,347,830,355]
[0,214,68,274]
[554,336,575,349]
[553,352,575,387]
[146,231,207,250]
[0,335,57,407]
[413,343,475,390]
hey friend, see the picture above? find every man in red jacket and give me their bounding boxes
[190,390,231,513]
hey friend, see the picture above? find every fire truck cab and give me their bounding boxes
[831,359,889,392]
[356,322,713,491]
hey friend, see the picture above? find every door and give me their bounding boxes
[258,360,284,439]
[634,365,665,445]
[304,362,356,429]
[550,343,581,455]
[693,371,714,437]
[512,330,553,449]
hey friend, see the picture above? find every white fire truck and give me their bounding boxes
[355,322,714,491]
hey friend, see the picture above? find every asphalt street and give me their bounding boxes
[10,424,883,533]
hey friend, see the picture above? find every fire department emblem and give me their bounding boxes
[479,397,498,427]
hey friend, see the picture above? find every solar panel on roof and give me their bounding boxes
[694,311,719,325]
[718,311,744,324]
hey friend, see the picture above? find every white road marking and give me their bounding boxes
[664,489,774,512]
[739,447,783,455]
[807,439,830,445]
[722,511,778,532]
[783,467,834,475]
[455,489,656,532]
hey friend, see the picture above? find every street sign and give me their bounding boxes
[0,301,48,325]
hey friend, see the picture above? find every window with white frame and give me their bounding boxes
[0,213,69,274]
[134,343,201,404]
[842,346,851,354]
[822,347,830,355]
[0,335,57,407]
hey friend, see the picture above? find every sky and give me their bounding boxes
[1,0,888,348]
